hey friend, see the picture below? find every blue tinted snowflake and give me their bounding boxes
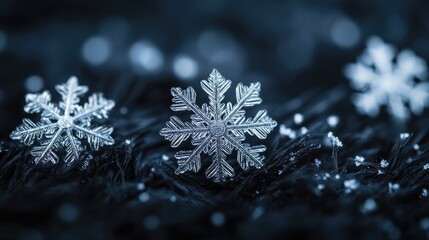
[11,76,115,164]
[160,69,277,182]
[345,36,429,120]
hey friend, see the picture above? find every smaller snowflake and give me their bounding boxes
[10,76,115,165]
[345,36,429,120]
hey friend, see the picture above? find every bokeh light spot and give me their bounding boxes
[25,75,44,92]
[173,54,199,80]
[82,36,111,65]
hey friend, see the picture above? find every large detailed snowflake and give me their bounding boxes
[160,69,277,182]
[345,36,429,120]
[10,76,115,164]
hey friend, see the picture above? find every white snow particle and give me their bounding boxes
[380,159,389,168]
[279,124,296,139]
[414,144,420,150]
[423,163,429,170]
[354,155,365,166]
[344,179,359,193]
[162,154,169,161]
[293,113,304,125]
[345,36,429,120]
[10,77,115,165]
[421,189,428,198]
[160,69,277,183]
[388,182,400,193]
[327,131,343,147]
[314,158,321,168]
[300,127,308,135]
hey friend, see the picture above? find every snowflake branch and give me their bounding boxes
[224,134,264,168]
[171,87,211,122]
[224,83,261,122]
[175,137,211,174]
[72,94,115,121]
[24,92,61,119]
[65,129,80,163]
[74,125,114,144]
[35,129,62,164]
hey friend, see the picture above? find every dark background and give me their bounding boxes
[1,0,429,239]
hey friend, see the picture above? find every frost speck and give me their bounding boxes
[10,77,115,165]
[421,189,428,198]
[279,124,296,139]
[327,131,343,147]
[293,113,304,125]
[345,36,429,120]
[388,182,400,194]
[344,179,359,193]
[380,159,389,168]
[400,132,410,140]
[314,158,321,168]
[423,163,429,170]
[160,69,277,183]
[354,155,365,166]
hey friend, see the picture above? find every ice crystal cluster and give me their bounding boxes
[10,77,115,164]
[345,36,429,120]
[160,69,277,182]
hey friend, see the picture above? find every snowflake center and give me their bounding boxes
[58,116,74,129]
[378,75,400,93]
[210,121,226,137]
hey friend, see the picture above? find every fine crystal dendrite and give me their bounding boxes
[160,69,277,182]
[11,76,115,164]
[345,36,429,120]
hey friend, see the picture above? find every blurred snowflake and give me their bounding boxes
[160,69,277,182]
[11,77,115,164]
[345,36,429,120]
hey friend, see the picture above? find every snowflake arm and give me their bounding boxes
[175,137,211,174]
[171,87,211,122]
[223,134,265,170]
[32,129,62,164]
[206,137,234,182]
[74,125,114,151]
[160,116,209,147]
[227,110,277,139]
[56,76,88,116]
[10,119,57,145]
[224,82,262,122]
[73,93,115,122]
[201,69,231,120]
[24,91,61,119]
